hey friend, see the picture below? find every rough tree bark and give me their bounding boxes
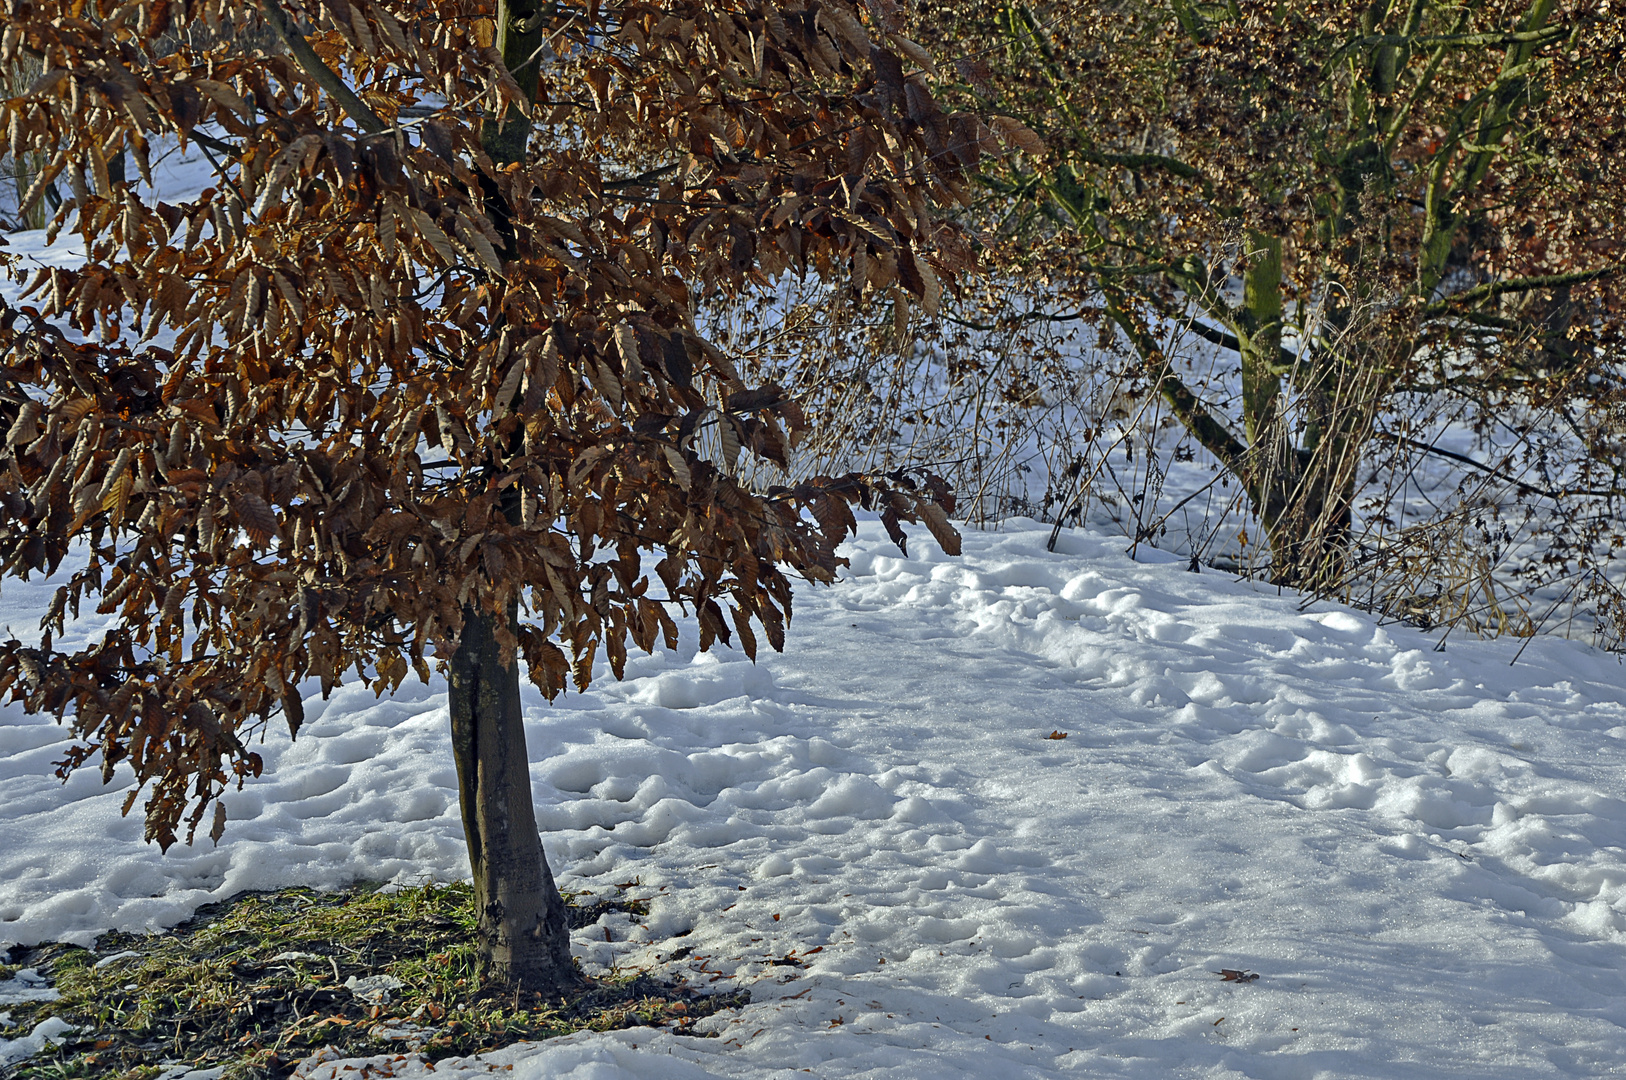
[448,597,575,991]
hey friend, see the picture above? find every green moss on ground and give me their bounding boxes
[0,882,744,1080]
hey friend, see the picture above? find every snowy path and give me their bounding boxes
[4,521,1626,1078]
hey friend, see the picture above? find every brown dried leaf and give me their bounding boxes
[913,249,941,314]
[7,400,41,445]
[988,115,1047,157]
[614,322,644,379]
[494,357,525,415]
[880,505,908,555]
[718,414,742,474]
[819,4,872,53]
[662,445,692,490]
[193,78,251,120]
[870,47,906,114]
[234,491,281,546]
[408,208,457,265]
[887,33,937,76]
[916,497,960,555]
[209,800,227,845]
[59,397,99,427]
[25,67,68,98]
[954,56,995,95]
[455,212,504,274]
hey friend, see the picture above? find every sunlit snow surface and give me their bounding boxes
[4,521,1626,1078]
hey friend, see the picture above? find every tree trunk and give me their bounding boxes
[1257,355,1374,591]
[1259,450,1358,591]
[438,0,576,995]
[1231,231,1325,586]
[253,0,573,989]
[447,598,576,992]
[1224,229,1381,591]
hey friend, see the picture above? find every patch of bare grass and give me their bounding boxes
[0,882,744,1080]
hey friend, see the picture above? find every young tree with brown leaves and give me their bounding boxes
[0,0,996,991]
[925,0,1625,588]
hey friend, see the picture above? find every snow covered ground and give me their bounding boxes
[5,519,1626,1079]
[4,131,1626,1079]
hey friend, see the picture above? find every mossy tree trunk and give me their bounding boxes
[1237,232,1371,590]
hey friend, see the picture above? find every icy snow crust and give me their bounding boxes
[4,521,1626,1078]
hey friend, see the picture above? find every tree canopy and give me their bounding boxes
[0,0,1004,985]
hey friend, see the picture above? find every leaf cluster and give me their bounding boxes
[931,0,1626,322]
[0,0,1007,847]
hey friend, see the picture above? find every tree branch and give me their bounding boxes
[1144,293,1303,372]
[258,0,387,135]
[1178,316,1243,353]
[1102,286,1248,470]
[1074,146,1204,181]
[1354,26,1569,51]
[190,130,241,157]
[1383,7,1473,156]
[1423,264,1624,316]
[1373,430,1622,500]
[1162,256,1245,333]
[1418,0,1561,296]
[603,162,683,190]
[946,306,1100,332]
